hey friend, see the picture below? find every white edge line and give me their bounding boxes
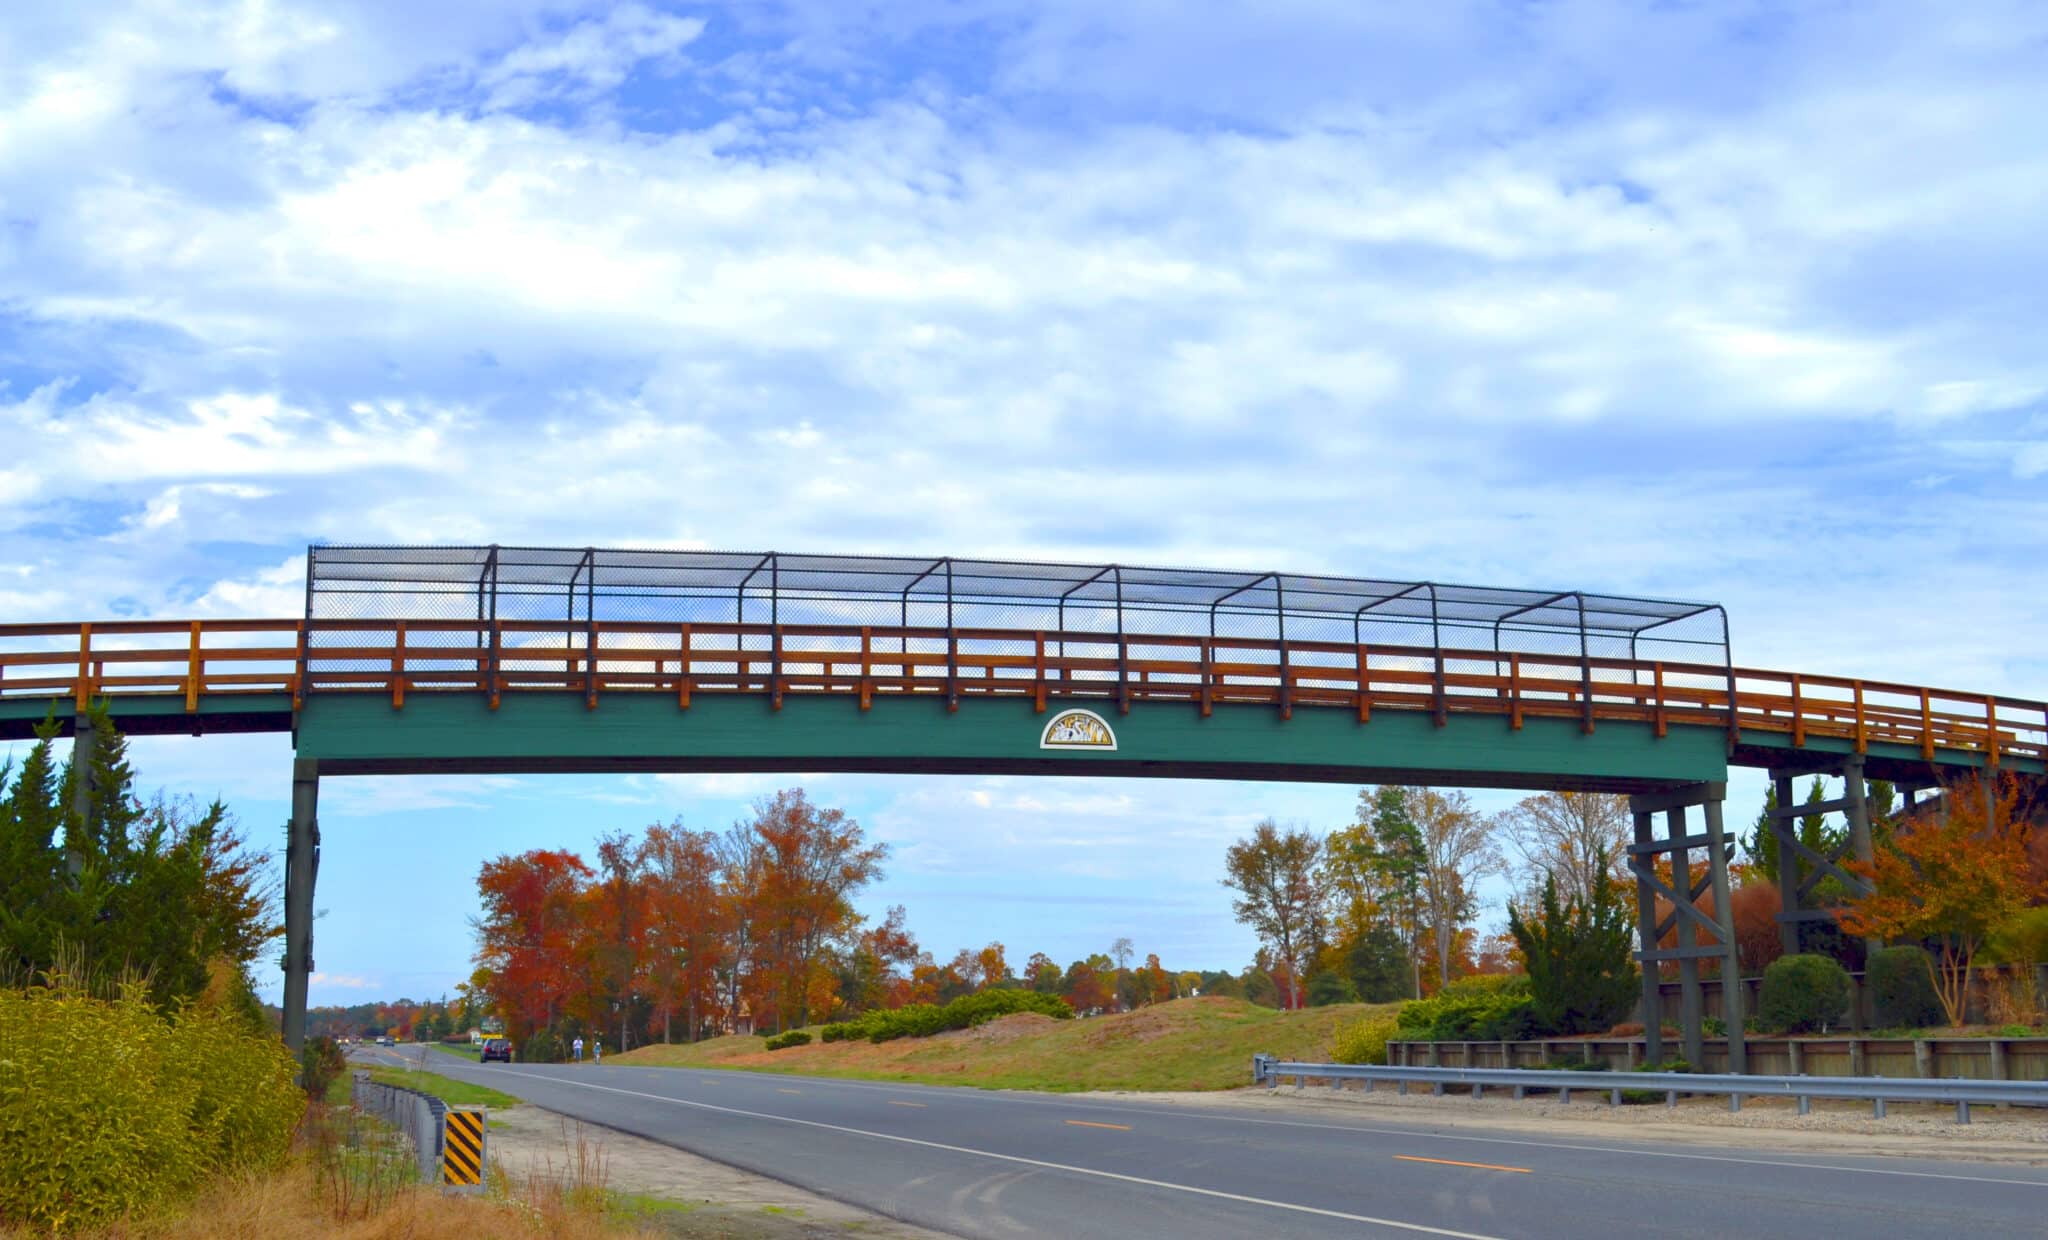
[527,1074,1505,1240]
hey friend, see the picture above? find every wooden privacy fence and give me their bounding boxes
[1,619,2043,766]
[1644,964,2048,1032]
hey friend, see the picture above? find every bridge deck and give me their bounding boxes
[0,620,2040,783]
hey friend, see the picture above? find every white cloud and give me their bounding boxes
[309,972,379,989]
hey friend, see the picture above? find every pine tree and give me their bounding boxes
[1508,848,1637,1036]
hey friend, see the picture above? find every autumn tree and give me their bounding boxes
[1402,787,1500,990]
[1496,790,1629,907]
[641,820,726,1042]
[1221,818,1327,1010]
[1025,952,1062,994]
[1839,773,2046,1026]
[587,829,651,1052]
[746,788,888,1031]
[473,848,593,1041]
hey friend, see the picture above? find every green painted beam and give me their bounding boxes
[295,691,1729,792]
[0,694,295,741]
[1735,729,2045,779]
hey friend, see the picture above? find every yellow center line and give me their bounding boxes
[1064,1119,1133,1131]
[888,1100,927,1108]
[1394,1155,1532,1175]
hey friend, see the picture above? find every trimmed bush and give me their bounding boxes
[847,989,1073,1044]
[1396,974,1538,1041]
[1757,953,1851,1033]
[764,1030,813,1051]
[0,982,300,1231]
[1867,945,1944,1029]
[1330,1014,1399,1065]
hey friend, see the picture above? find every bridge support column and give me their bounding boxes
[1629,782,1742,1073]
[1767,755,1877,963]
[65,711,98,878]
[282,758,320,1055]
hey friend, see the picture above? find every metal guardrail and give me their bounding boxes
[351,1072,447,1182]
[1250,1055,2048,1124]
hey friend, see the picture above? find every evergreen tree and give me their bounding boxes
[1508,848,1637,1036]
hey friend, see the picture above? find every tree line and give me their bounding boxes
[1224,775,2048,1030]
[469,787,1225,1058]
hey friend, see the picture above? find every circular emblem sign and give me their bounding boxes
[1040,708,1116,750]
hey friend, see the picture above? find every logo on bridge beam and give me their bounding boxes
[1040,708,1116,751]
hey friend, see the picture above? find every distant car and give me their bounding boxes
[377,1035,394,1047]
[480,1037,513,1063]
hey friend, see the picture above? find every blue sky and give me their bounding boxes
[3,1,2046,1006]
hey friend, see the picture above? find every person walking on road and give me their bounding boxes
[573,1035,584,1064]
[594,1036,602,1064]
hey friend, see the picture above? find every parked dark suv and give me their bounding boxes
[480,1037,513,1063]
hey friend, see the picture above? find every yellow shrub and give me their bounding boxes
[1331,1013,1399,1065]
[0,983,299,1231]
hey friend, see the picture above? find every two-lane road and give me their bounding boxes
[357,1047,2048,1238]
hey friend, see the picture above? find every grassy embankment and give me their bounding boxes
[615,995,1392,1091]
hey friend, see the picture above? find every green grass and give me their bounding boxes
[366,1064,523,1109]
[613,995,1393,1092]
[429,1040,483,1061]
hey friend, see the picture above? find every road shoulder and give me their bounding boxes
[488,1099,956,1239]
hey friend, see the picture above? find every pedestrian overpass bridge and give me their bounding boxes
[3,546,2041,1067]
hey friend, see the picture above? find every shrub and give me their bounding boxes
[1509,863,1638,1036]
[858,990,1073,1043]
[1306,971,1361,1007]
[298,1034,348,1100]
[522,1027,562,1064]
[1330,1014,1399,1065]
[0,981,299,1231]
[1396,975,1538,1040]
[1757,953,1851,1033]
[764,1030,812,1051]
[1866,945,1943,1028]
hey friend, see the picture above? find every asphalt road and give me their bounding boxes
[352,1045,2048,1239]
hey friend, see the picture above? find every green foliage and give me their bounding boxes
[1306,971,1360,1007]
[1395,974,1538,1041]
[1987,907,2048,967]
[822,989,1074,1044]
[764,1030,813,1051]
[0,708,277,1012]
[1330,1013,1400,1065]
[1757,953,1852,1033]
[1344,924,1414,1003]
[1508,855,1637,1037]
[522,1027,561,1064]
[1740,777,1845,889]
[299,1035,348,1100]
[0,979,300,1231]
[1619,1058,1693,1104]
[1866,945,1944,1028]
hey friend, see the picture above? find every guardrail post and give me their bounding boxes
[1956,1099,1971,1125]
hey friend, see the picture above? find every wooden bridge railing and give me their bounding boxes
[1,619,2042,768]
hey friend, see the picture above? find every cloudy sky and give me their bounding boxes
[4,1,2045,1005]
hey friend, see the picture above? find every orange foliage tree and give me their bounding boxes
[1839,774,2047,1026]
[473,849,594,1041]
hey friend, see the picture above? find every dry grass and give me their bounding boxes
[1,1103,662,1240]
[614,996,1396,1092]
